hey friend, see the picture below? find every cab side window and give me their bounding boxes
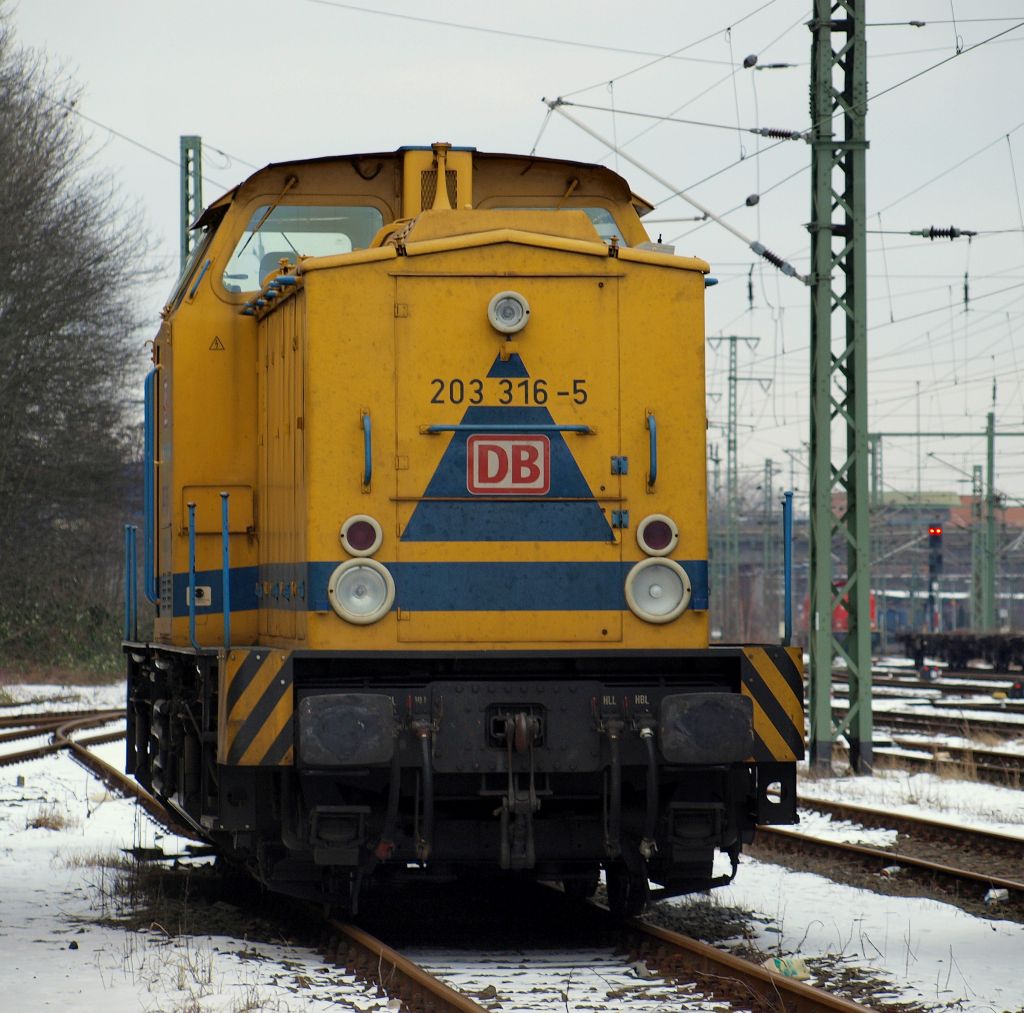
[222,205,385,292]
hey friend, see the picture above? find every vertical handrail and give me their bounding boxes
[362,410,372,489]
[123,524,137,635]
[646,411,658,490]
[143,367,158,603]
[782,490,794,646]
[129,525,138,641]
[187,501,203,652]
[220,491,231,651]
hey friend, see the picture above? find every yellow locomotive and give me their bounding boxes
[125,142,803,915]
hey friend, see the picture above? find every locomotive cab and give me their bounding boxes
[125,143,803,915]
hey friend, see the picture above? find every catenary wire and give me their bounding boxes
[304,0,739,65]
[559,0,783,99]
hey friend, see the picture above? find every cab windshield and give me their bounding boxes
[222,204,385,292]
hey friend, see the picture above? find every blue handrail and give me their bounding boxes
[142,368,158,603]
[782,490,794,646]
[220,491,231,650]
[424,424,593,434]
[646,412,658,488]
[362,412,372,488]
[187,502,202,652]
[123,525,138,641]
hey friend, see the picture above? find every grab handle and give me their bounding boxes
[646,411,657,490]
[361,411,372,489]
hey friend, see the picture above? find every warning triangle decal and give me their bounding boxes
[402,355,612,542]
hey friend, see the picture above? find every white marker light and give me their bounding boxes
[327,559,395,625]
[625,558,691,623]
[487,290,530,334]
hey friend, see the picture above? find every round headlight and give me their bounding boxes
[327,559,395,625]
[340,514,383,557]
[487,290,530,334]
[636,514,679,557]
[625,558,691,624]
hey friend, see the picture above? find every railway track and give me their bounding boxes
[829,738,1024,785]
[797,796,1024,877]
[752,801,1024,919]
[832,673,1016,697]
[832,702,1024,739]
[0,708,197,839]
[326,899,875,1012]
[4,709,876,1010]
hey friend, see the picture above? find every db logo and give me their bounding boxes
[467,435,551,495]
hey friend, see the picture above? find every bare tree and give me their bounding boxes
[0,18,149,671]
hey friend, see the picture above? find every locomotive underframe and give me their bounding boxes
[125,646,797,910]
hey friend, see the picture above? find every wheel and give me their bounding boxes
[605,861,649,918]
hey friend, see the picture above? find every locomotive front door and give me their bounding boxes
[393,268,624,644]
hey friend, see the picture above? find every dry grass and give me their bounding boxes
[26,802,78,831]
[0,664,122,687]
[59,848,135,870]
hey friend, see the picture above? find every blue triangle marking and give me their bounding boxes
[487,352,530,378]
[402,361,612,542]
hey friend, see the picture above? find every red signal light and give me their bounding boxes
[928,525,942,537]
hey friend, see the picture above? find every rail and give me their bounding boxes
[0,709,198,840]
[754,825,1024,909]
[422,423,593,434]
[621,918,872,1013]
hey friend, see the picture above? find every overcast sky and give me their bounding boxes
[13,0,1024,504]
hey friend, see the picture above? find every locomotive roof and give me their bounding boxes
[194,147,655,229]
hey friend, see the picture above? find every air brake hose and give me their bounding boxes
[416,727,434,862]
[640,727,658,858]
[606,720,623,858]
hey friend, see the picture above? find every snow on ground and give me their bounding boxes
[0,686,391,1013]
[800,765,1024,839]
[864,697,1024,727]
[734,764,1024,1008]
[0,681,126,716]
[792,809,899,848]
[889,730,1024,757]
[6,681,1024,1011]
[707,858,1024,1013]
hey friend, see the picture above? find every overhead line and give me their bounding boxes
[870,20,1024,103]
[304,0,736,65]
[547,99,806,284]
[29,85,245,192]
[559,0,782,98]
[555,100,804,140]
[876,121,1024,213]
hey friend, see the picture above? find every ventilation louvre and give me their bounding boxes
[421,169,458,210]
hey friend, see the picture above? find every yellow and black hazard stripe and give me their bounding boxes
[740,646,804,762]
[218,649,294,766]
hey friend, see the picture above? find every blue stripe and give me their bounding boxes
[170,560,709,616]
[171,566,259,616]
